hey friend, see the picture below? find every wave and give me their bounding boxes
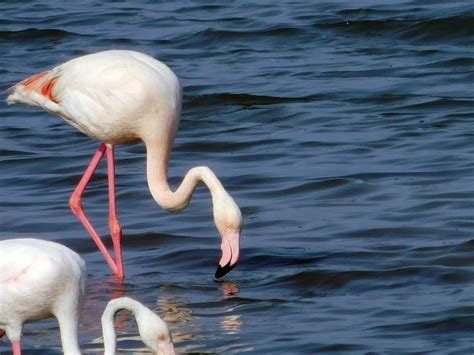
[271,264,473,291]
[184,92,326,109]
[314,14,474,43]
[195,26,308,40]
[398,16,474,43]
[174,25,312,49]
[0,28,83,41]
[370,314,474,334]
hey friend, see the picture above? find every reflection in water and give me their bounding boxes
[87,275,126,323]
[220,280,240,299]
[220,281,243,335]
[152,282,246,352]
[221,314,242,335]
[155,296,194,344]
[107,276,126,299]
[87,275,126,300]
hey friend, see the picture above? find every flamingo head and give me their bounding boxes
[156,336,175,355]
[136,309,175,355]
[213,192,243,279]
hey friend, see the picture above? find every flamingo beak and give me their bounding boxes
[215,229,240,279]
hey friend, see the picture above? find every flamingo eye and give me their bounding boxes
[158,334,166,342]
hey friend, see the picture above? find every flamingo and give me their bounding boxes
[0,238,175,354]
[102,297,175,355]
[6,50,243,279]
[0,238,86,354]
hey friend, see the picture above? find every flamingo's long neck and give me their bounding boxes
[144,139,229,214]
[101,298,141,355]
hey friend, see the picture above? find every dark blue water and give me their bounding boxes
[1,1,473,353]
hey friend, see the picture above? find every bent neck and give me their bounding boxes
[101,297,142,355]
[144,140,227,212]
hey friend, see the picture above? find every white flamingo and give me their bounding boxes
[102,297,175,355]
[6,50,243,279]
[0,238,86,354]
[0,238,175,354]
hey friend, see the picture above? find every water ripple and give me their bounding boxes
[1,1,473,353]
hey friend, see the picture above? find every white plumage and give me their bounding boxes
[0,238,86,354]
[7,50,182,144]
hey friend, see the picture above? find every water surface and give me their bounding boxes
[1,1,473,353]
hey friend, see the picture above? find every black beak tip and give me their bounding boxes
[214,262,236,279]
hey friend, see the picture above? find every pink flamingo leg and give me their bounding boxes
[106,145,124,279]
[12,340,21,355]
[69,143,123,278]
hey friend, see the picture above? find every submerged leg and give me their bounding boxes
[69,143,123,278]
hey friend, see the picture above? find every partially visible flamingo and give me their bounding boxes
[0,238,86,354]
[0,238,175,354]
[6,50,243,279]
[102,297,174,355]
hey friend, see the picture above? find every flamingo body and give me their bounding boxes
[6,50,242,279]
[7,50,181,145]
[0,238,86,354]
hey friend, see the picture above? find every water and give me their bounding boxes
[1,0,473,353]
